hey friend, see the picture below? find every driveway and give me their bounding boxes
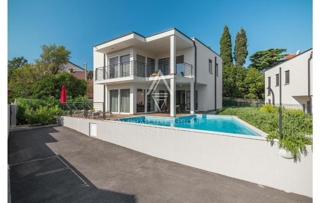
[8,126,312,203]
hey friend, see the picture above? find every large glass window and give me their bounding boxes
[120,55,130,77]
[268,77,271,95]
[109,57,118,78]
[120,89,130,113]
[285,70,290,84]
[110,90,118,112]
[136,89,145,112]
[147,89,155,112]
[158,58,169,75]
[136,55,146,77]
[147,57,155,77]
[276,74,279,86]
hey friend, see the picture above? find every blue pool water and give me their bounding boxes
[119,115,260,136]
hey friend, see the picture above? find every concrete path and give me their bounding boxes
[8,126,312,203]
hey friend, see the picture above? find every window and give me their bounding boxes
[285,70,290,84]
[276,74,279,86]
[267,77,271,95]
[209,59,212,74]
[215,63,218,76]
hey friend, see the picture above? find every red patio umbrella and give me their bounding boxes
[60,85,67,103]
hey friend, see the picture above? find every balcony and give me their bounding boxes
[95,60,193,81]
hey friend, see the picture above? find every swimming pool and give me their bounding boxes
[118,115,260,136]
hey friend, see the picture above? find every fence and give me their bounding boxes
[222,98,311,113]
[58,102,110,119]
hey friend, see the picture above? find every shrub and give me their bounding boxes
[259,104,277,113]
[217,105,313,162]
[16,98,63,126]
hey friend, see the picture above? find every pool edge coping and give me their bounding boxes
[112,114,267,141]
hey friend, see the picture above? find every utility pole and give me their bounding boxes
[279,67,283,140]
[84,63,88,99]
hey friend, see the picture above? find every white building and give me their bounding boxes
[264,48,313,113]
[93,28,222,117]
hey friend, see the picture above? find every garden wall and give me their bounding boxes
[58,116,313,197]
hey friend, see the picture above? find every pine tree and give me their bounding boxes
[234,28,248,67]
[219,26,233,67]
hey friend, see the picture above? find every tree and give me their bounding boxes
[8,57,28,81]
[35,44,71,75]
[219,25,233,67]
[249,48,287,72]
[222,64,236,97]
[243,68,265,99]
[87,70,93,80]
[31,72,87,99]
[8,64,37,98]
[234,28,248,67]
[234,66,248,97]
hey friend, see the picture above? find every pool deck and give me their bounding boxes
[8,126,312,203]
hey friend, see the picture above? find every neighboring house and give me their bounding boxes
[62,61,93,99]
[264,48,313,113]
[93,28,222,116]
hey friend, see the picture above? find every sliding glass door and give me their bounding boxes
[120,89,130,113]
[120,55,130,77]
[109,57,118,79]
[110,90,119,112]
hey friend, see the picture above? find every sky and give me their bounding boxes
[7,0,312,70]
[3,0,319,201]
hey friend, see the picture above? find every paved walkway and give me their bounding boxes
[8,126,312,203]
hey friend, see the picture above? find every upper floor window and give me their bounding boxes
[209,59,213,74]
[285,70,290,84]
[268,77,271,95]
[215,63,218,76]
[276,74,279,86]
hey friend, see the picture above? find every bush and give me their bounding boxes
[217,105,313,162]
[16,98,63,126]
[259,104,277,113]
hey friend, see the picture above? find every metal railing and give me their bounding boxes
[95,60,193,81]
[58,102,112,119]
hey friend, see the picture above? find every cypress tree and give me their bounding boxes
[219,26,233,67]
[234,28,248,67]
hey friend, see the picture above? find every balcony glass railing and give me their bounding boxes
[95,61,193,81]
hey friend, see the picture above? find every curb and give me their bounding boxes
[9,124,61,132]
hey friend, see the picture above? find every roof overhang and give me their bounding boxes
[94,29,194,55]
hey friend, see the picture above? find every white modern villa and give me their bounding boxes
[93,28,222,117]
[264,48,313,113]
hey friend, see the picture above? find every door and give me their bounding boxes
[120,55,130,77]
[120,89,130,113]
[158,58,169,75]
[136,55,146,77]
[147,57,155,77]
[109,57,118,78]
[176,55,184,76]
[110,90,119,112]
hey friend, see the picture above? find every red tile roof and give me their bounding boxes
[284,54,296,60]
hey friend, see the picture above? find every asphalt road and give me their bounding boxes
[8,126,312,203]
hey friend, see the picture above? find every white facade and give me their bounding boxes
[60,116,313,197]
[93,28,222,116]
[264,49,313,113]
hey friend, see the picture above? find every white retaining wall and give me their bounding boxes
[59,116,312,197]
